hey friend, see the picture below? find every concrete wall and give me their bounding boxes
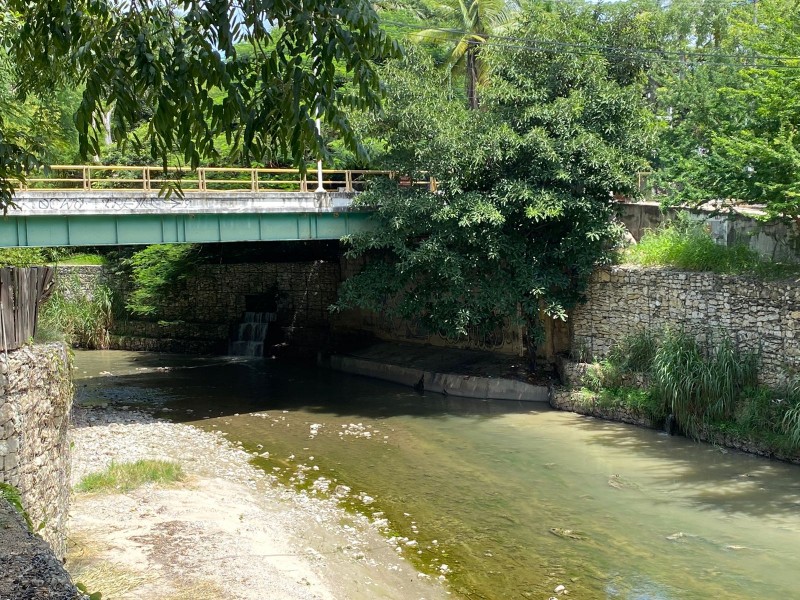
[620,202,800,263]
[0,343,73,559]
[571,266,800,387]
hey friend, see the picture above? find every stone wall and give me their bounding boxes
[571,266,800,386]
[112,261,341,356]
[0,343,73,559]
[55,265,106,300]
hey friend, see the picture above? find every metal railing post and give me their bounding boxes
[83,166,91,191]
[345,170,353,193]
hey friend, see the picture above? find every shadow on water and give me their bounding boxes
[567,415,800,520]
[74,353,541,421]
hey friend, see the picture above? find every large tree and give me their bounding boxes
[337,3,655,366]
[653,0,800,220]
[0,0,398,210]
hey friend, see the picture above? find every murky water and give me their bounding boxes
[74,351,800,599]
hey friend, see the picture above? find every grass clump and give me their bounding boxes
[623,214,800,279]
[76,460,185,494]
[650,330,758,439]
[578,327,800,454]
[57,253,107,266]
[37,278,115,349]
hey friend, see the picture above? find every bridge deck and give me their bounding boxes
[3,191,373,247]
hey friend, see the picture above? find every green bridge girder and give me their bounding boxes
[1,191,375,247]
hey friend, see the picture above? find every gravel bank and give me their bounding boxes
[68,406,451,600]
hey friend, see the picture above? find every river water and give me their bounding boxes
[74,351,800,600]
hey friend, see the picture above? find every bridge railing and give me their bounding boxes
[20,165,437,193]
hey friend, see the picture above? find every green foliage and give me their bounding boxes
[76,460,185,494]
[607,329,658,374]
[75,583,103,600]
[124,244,200,317]
[0,247,46,267]
[337,6,655,346]
[3,0,399,210]
[653,0,800,220]
[37,279,115,349]
[650,330,758,439]
[57,253,107,266]
[624,214,800,278]
[0,482,32,530]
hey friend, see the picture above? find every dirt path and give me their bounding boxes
[67,407,451,600]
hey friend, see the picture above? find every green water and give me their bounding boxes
[74,351,800,599]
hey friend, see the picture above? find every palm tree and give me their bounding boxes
[412,0,518,109]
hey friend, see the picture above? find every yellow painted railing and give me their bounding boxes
[20,165,437,193]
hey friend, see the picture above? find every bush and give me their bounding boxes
[623,214,800,278]
[124,244,200,317]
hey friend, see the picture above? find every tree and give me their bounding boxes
[337,3,655,367]
[653,0,800,220]
[412,0,518,109]
[0,0,399,209]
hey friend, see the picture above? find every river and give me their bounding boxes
[74,350,800,600]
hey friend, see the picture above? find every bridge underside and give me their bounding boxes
[0,212,372,247]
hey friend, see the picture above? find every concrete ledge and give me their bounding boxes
[329,355,549,402]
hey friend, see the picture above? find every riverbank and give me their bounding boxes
[67,406,451,600]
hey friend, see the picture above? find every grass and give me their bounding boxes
[575,327,800,455]
[622,215,800,279]
[76,460,186,494]
[36,278,115,349]
[56,253,107,266]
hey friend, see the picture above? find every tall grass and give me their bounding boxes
[650,330,758,439]
[37,279,115,349]
[623,215,800,278]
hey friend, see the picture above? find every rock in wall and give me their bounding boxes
[571,266,800,386]
[0,343,73,559]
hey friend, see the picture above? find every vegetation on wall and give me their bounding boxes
[623,216,800,278]
[37,279,115,349]
[123,244,201,318]
[577,328,800,455]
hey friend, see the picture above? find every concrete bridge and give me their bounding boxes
[1,165,429,247]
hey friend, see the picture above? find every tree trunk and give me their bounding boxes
[465,47,480,110]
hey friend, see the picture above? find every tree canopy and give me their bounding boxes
[0,0,399,209]
[336,2,655,361]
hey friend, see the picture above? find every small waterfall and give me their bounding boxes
[229,311,277,357]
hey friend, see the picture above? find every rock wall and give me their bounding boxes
[55,265,106,300]
[112,261,341,356]
[571,266,800,386]
[0,343,73,559]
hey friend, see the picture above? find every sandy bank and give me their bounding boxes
[67,407,451,600]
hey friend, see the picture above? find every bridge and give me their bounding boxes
[2,165,431,247]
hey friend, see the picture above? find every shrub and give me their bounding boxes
[124,244,200,317]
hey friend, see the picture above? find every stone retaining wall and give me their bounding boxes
[571,266,800,386]
[0,343,73,559]
[58,262,342,356]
